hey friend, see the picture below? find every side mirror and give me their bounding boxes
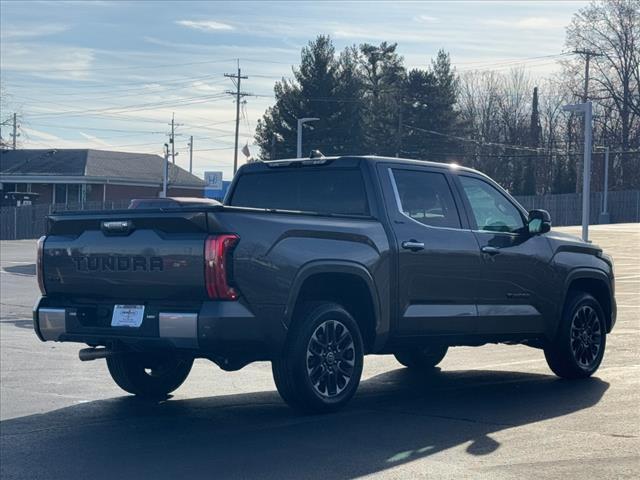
[528,209,551,235]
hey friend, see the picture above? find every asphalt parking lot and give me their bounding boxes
[1,224,638,479]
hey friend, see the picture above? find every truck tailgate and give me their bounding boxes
[42,209,211,301]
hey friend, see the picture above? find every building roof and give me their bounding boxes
[0,149,205,188]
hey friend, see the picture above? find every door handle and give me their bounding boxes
[481,246,500,255]
[402,240,425,251]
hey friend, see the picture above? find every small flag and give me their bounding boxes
[241,143,251,158]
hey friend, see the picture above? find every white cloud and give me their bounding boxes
[415,15,439,23]
[175,20,235,32]
[191,80,223,92]
[22,127,62,142]
[0,23,69,39]
[481,17,567,30]
[79,132,111,147]
[0,42,94,79]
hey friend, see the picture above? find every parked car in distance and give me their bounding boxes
[34,155,616,412]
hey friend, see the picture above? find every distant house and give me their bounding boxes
[0,149,205,207]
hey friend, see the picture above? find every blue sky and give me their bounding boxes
[1,0,587,179]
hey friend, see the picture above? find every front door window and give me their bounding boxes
[459,176,525,233]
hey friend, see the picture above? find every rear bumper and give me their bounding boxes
[33,297,287,360]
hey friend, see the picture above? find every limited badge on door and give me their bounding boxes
[111,305,145,328]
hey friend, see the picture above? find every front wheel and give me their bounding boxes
[272,302,364,413]
[106,352,193,399]
[544,292,606,379]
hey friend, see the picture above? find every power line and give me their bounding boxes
[27,93,229,118]
[25,122,166,134]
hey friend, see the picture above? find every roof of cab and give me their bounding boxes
[241,155,480,175]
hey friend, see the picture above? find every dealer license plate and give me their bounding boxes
[111,305,145,328]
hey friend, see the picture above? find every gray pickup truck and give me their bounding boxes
[34,155,616,412]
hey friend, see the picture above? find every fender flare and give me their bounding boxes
[559,267,613,332]
[284,260,387,351]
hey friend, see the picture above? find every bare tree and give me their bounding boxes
[565,0,640,150]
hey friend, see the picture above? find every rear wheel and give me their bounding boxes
[394,345,448,370]
[106,352,193,399]
[272,302,364,413]
[544,292,606,379]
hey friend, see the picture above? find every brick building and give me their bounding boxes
[0,149,204,207]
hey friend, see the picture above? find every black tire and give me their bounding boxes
[272,302,364,413]
[394,345,448,370]
[544,292,606,379]
[106,351,193,399]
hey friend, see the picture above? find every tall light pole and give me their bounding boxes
[563,101,593,241]
[297,117,319,158]
[599,146,610,224]
[161,143,169,198]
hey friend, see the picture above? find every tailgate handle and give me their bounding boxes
[102,220,133,235]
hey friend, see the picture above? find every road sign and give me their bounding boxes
[204,171,223,191]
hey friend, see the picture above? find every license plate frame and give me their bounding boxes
[111,304,145,328]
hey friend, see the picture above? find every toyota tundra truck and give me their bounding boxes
[34,155,616,412]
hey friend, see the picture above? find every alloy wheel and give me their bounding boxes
[570,305,602,369]
[306,319,356,398]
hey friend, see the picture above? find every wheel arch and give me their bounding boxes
[285,261,385,353]
[563,268,613,334]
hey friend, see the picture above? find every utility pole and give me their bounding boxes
[573,50,601,193]
[188,136,193,174]
[171,114,175,163]
[11,113,19,150]
[225,61,248,175]
[170,114,176,164]
[167,113,182,165]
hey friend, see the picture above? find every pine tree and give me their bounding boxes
[255,36,341,158]
[402,50,460,161]
[359,42,406,156]
[331,46,366,155]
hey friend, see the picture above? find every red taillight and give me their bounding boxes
[204,234,239,300]
[37,236,46,295]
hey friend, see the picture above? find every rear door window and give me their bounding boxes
[391,169,461,229]
[229,169,369,216]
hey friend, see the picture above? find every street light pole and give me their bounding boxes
[161,143,169,198]
[296,117,319,158]
[600,146,610,223]
[563,101,593,241]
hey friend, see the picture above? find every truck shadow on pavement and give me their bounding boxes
[0,368,608,480]
[2,264,36,276]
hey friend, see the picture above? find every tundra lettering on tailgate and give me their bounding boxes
[71,255,164,272]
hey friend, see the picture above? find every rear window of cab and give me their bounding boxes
[228,169,369,216]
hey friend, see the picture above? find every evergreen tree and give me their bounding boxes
[331,46,366,155]
[402,50,460,161]
[255,35,340,158]
[359,42,406,156]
